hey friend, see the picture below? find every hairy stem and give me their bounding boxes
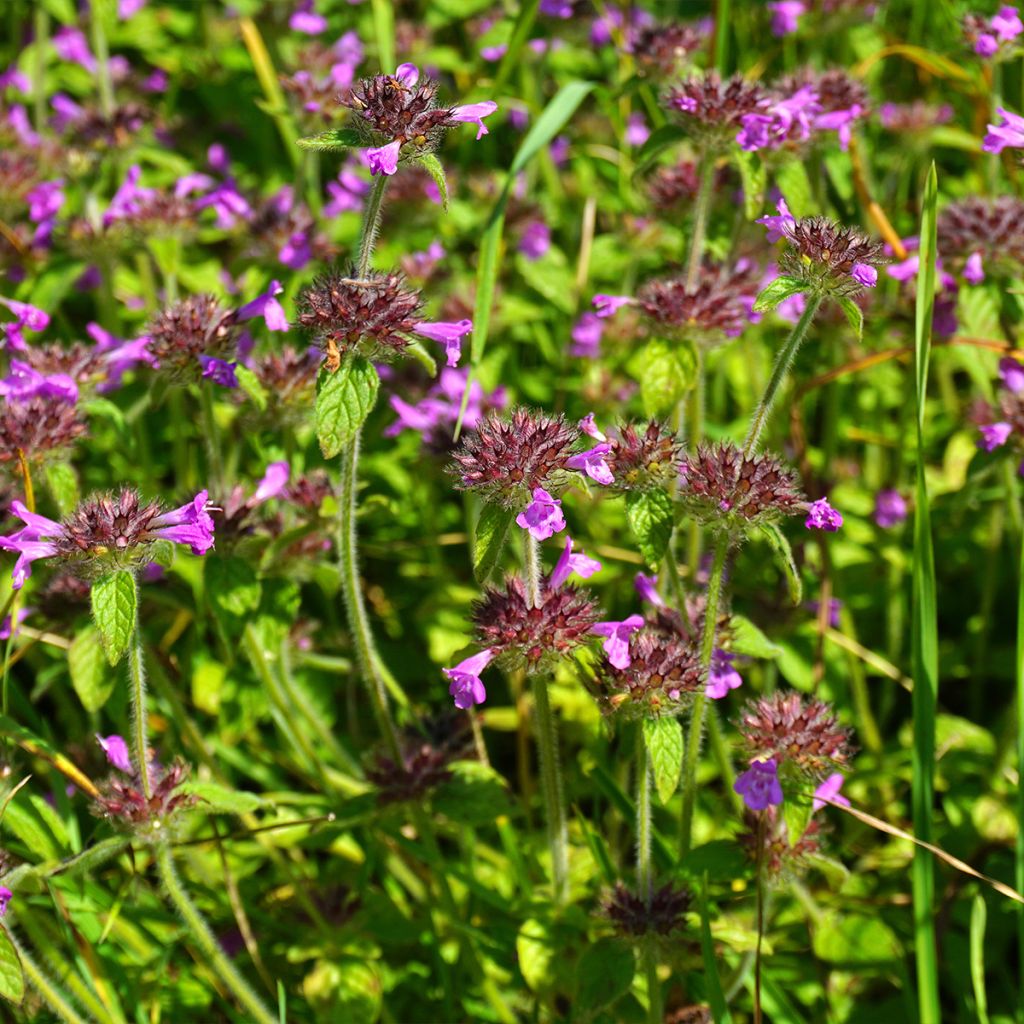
[199,385,226,496]
[7,930,90,1024]
[154,842,277,1024]
[743,294,823,457]
[637,735,652,905]
[338,432,402,759]
[685,160,716,291]
[679,532,730,855]
[128,619,152,801]
[532,674,569,903]
[358,174,389,278]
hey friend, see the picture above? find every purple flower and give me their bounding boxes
[104,165,155,226]
[975,33,1000,56]
[87,324,158,388]
[707,649,742,699]
[964,251,985,284]
[290,0,328,34]
[119,0,148,17]
[236,280,289,332]
[570,313,604,357]
[804,497,843,532]
[53,26,96,71]
[97,734,133,774]
[983,107,1024,153]
[0,360,78,403]
[979,421,1013,450]
[278,231,312,270]
[0,296,49,350]
[0,887,11,918]
[625,113,650,146]
[174,172,215,199]
[0,67,30,93]
[566,443,614,485]
[850,263,877,287]
[413,319,473,367]
[481,44,508,62]
[734,759,784,811]
[325,166,370,216]
[26,179,64,224]
[578,412,606,440]
[592,294,634,318]
[993,5,1024,40]
[198,355,239,388]
[518,220,551,260]
[873,489,907,528]
[251,462,290,504]
[195,182,251,228]
[367,139,402,176]
[812,772,850,811]
[1000,357,1024,393]
[768,0,805,35]
[592,614,644,670]
[516,487,566,541]
[150,491,217,555]
[756,198,796,242]
[550,536,602,588]
[634,572,665,608]
[0,606,31,640]
[814,105,863,150]
[394,62,419,87]
[403,240,445,277]
[443,649,494,709]
[540,0,573,15]
[450,101,499,140]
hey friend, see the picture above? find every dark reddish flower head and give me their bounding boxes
[779,217,885,294]
[668,72,769,143]
[451,407,581,506]
[91,760,196,832]
[605,421,683,493]
[0,398,87,463]
[250,346,319,413]
[636,262,758,341]
[738,806,822,879]
[147,295,237,380]
[778,68,868,116]
[344,71,455,147]
[679,443,804,530]
[937,196,1024,272]
[601,881,691,937]
[739,691,854,778]
[630,23,703,77]
[473,575,600,673]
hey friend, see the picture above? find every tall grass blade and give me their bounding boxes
[698,873,733,1024]
[910,160,940,1024]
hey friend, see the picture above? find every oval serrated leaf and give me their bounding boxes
[296,127,364,152]
[234,364,268,411]
[473,504,514,584]
[758,522,802,605]
[315,358,380,458]
[44,461,79,516]
[728,615,783,660]
[68,625,115,712]
[835,294,863,339]
[752,275,806,313]
[0,928,24,1005]
[643,716,684,804]
[206,557,262,617]
[90,571,137,666]
[412,152,449,211]
[638,339,697,419]
[625,489,674,567]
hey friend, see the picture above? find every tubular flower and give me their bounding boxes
[342,63,496,175]
[516,487,566,540]
[443,649,495,709]
[668,72,771,148]
[0,489,216,588]
[803,497,843,531]
[592,614,645,670]
[550,536,602,589]
[734,758,784,811]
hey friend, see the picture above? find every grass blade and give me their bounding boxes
[698,873,734,1024]
[970,894,989,1024]
[910,161,940,1024]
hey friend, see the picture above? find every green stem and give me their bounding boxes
[128,620,152,801]
[637,735,652,904]
[154,843,277,1024]
[686,346,706,575]
[88,3,114,120]
[742,294,823,457]
[679,533,730,855]
[357,174,389,278]
[533,675,569,904]
[338,433,402,760]
[32,5,49,132]
[685,161,716,291]
[199,385,226,496]
[644,939,661,1024]
[370,0,395,74]
[7,930,89,1024]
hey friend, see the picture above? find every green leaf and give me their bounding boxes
[206,557,262,617]
[732,145,766,219]
[575,938,635,1014]
[835,295,863,339]
[638,340,697,419]
[1,798,64,861]
[0,928,24,1005]
[44,462,78,516]
[235,364,268,411]
[90,571,137,666]
[516,249,575,314]
[432,761,512,826]
[517,918,557,992]
[758,523,802,605]
[625,489,674,567]
[752,275,805,313]
[728,615,782,660]
[315,357,379,458]
[412,152,449,211]
[473,504,514,584]
[633,123,688,178]
[492,0,541,92]
[302,958,382,1021]
[184,782,264,815]
[510,81,594,178]
[775,159,815,218]
[697,874,734,1024]
[296,127,364,152]
[68,626,115,713]
[643,717,684,804]
[781,784,814,846]
[812,911,901,965]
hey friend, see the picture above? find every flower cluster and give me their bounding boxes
[964,6,1023,58]
[937,196,1024,280]
[604,421,683,494]
[92,759,196,833]
[601,881,691,937]
[977,358,1024,464]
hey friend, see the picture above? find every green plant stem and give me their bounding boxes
[679,533,730,855]
[128,622,152,801]
[742,294,823,457]
[358,174,389,278]
[637,735,652,904]
[154,843,277,1024]
[88,3,114,120]
[32,5,48,132]
[338,433,402,760]
[532,675,569,903]
[7,930,89,1024]
[685,161,716,291]
[644,938,661,1024]
[199,385,226,496]
[370,0,395,73]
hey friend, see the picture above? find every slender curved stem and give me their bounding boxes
[7,930,90,1024]
[358,174,389,278]
[154,842,277,1024]
[128,620,153,801]
[743,295,823,457]
[637,736,652,905]
[199,385,226,496]
[679,533,730,855]
[685,161,716,290]
[532,675,569,903]
[338,433,402,760]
